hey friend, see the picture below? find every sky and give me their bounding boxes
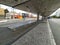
[0,4,29,13]
[0,4,60,17]
[50,8,60,16]
[0,4,37,16]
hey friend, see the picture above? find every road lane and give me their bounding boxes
[0,19,36,45]
[48,19,60,45]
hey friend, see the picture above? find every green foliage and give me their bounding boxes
[57,16,60,18]
[52,15,57,18]
[51,15,60,18]
[4,9,9,18]
[4,9,9,13]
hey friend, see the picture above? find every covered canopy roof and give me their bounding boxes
[0,0,60,16]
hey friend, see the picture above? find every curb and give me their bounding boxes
[6,22,38,45]
[47,20,56,45]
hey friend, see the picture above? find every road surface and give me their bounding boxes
[0,19,36,45]
[48,19,60,45]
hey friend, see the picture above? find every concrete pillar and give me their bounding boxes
[37,12,39,21]
[42,16,47,21]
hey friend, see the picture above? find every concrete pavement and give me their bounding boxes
[48,19,60,45]
[12,20,55,45]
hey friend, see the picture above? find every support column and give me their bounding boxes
[37,12,39,21]
[42,16,47,21]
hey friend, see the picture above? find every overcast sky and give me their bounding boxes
[0,4,29,13]
[50,8,60,16]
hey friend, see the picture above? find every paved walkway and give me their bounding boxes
[12,21,55,45]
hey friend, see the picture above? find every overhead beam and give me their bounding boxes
[12,0,31,8]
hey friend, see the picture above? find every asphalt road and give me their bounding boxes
[48,19,60,45]
[0,19,36,45]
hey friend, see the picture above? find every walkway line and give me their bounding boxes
[47,20,56,45]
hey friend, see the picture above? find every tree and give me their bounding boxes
[4,9,9,18]
[57,15,60,18]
